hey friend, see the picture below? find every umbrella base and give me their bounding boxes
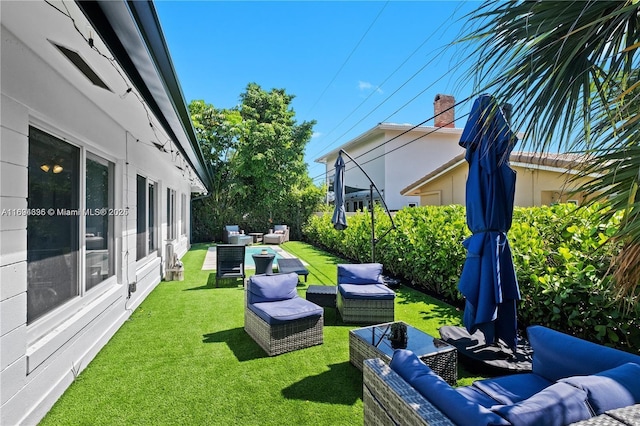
[439,325,532,376]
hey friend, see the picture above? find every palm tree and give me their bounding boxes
[460,1,640,300]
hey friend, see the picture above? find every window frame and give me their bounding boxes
[26,124,118,339]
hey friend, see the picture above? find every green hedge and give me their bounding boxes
[302,204,640,353]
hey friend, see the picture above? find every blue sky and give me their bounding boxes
[155,1,482,182]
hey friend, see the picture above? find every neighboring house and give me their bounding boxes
[401,152,593,207]
[1,2,212,424]
[315,95,465,212]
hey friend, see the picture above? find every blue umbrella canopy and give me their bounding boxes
[332,153,348,231]
[458,94,521,350]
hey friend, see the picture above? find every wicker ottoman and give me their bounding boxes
[229,234,253,245]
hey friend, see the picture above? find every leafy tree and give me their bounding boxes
[462,1,640,301]
[189,100,243,241]
[235,83,320,236]
[189,85,324,241]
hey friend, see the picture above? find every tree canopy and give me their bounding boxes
[190,83,323,241]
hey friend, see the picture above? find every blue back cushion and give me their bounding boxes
[560,362,640,415]
[225,225,239,232]
[247,273,298,304]
[337,263,384,285]
[528,325,640,382]
[390,350,509,426]
[492,382,591,426]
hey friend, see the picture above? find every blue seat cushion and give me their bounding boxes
[337,263,384,285]
[560,362,640,415]
[390,350,509,426]
[249,297,323,325]
[338,283,395,300]
[457,386,504,409]
[528,325,640,382]
[472,373,553,405]
[247,273,298,304]
[492,382,591,426]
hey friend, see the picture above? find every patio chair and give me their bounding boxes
[222,225,243,244]
[263,225,289,244]
[337,263,395,324]
[244,273,323,356]
[215,244,246,287]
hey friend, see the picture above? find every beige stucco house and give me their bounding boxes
[401,152,593,207]
[315,95,464,212]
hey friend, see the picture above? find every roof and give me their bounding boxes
[314,122,462,164]
[401,151,589,195]
[76,0,212,192]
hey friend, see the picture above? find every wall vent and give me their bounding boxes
[50,41,111,92]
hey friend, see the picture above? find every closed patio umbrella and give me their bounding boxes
[332,153,348,231]
[458,94,521,351]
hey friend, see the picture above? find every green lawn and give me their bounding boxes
[40,241,477,425]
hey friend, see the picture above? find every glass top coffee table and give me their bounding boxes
[349,321,457,385]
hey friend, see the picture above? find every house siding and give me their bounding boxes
[1,11,195,425]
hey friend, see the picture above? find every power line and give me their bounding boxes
[310,96,475,183]
[304,1,389,117]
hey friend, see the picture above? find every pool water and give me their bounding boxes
[244,246,282,268]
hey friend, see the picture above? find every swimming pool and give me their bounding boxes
[244,246,283,268]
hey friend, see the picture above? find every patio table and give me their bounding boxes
[349,321,457,385]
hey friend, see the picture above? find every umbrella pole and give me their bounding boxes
[370,184,375,263]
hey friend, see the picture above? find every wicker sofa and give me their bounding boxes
[244,273,323,356]
[337,263,395,324]
[363,326,640,425]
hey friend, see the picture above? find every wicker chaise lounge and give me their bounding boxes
[337,263,395,324]
[244,273,323,356]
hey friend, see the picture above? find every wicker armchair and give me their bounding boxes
[222,225,243,244]
[337,263,395,324]
[244,273,323,356]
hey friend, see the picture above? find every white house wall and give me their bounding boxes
[382,128,463,210]
[1,6,193,424]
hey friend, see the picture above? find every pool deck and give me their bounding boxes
[201,245,305,270]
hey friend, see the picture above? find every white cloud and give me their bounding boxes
[312,131,322,138]
[358,80,383,94]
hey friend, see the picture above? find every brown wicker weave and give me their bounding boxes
[350,322,457,386]
[363,358,454,426]
[337,292,394,324]
[244,305,323,356]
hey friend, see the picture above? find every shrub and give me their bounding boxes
[302,204,640,352]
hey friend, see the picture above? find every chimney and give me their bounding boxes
[434,94,455,128]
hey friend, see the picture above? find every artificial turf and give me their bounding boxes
[40,241,475,425]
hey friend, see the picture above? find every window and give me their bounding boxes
[85,155,115,290]
[167,188,176,240]
[27,128,80,323]
[26,127,115,323]
[136,175,157,260]
[181,193,187,236]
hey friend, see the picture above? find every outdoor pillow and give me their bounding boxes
[390,350,509,426]
[248,297,322,325]
[337,263,384,285]
[492,382,591,426]
[560,362,640,415]
[247,273,298,304]
[528,325,640,382]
